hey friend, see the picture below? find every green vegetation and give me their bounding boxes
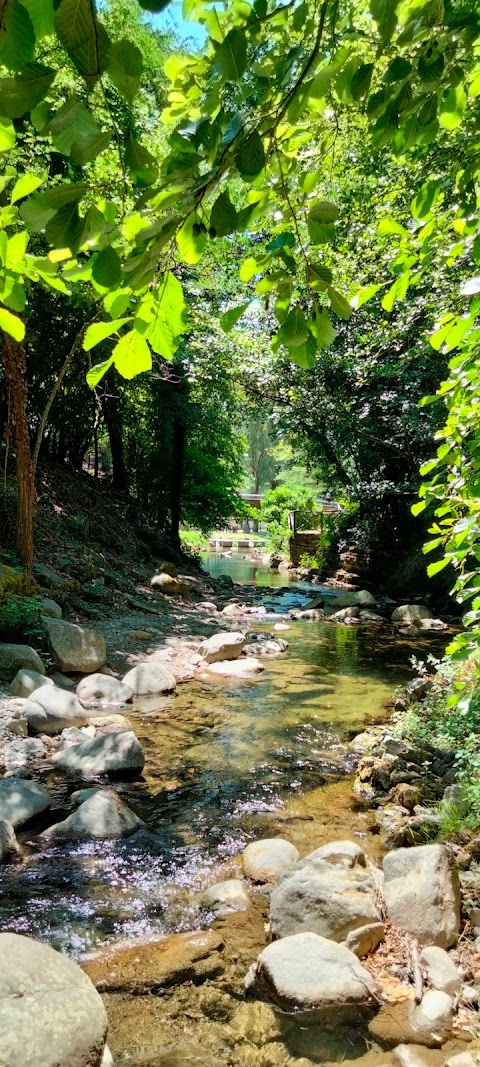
[0,594,45,645]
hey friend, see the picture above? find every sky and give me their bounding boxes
[153,1,207,49]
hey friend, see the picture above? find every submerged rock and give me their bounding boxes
[42,788,143,840]
[206,657,265,677]
[242,838,300,882]
[51,730,145,777]
[82,929,224,993]
[0,932,108,1067]
[0,778,51,827]
[245,931,378,1020]
[383,844,461,948]
[9,669,54,699]
[76,673,133,707]
[122,660,176,696]
[200,632,246,663]
[270,854,380,941]
[24,686,87,735]
[43,618,106,673]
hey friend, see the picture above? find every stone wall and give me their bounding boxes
[289,532,321,567]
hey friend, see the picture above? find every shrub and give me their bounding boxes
[0,595,45,646]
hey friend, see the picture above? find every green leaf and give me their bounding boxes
[0,307,24,340]
[0,0,35,70]
[383,57,411,83]
[307,262,333,290]
[0,117,16,150]
[45,203,85,251]
[309,306,336,349]
[156,271,187,337]
[112,329,152,379]
[6,230,28,266]
[439,85,467,130]
[10,172,45,203]
[210,190,238,237]
[47,98,107,161]
[214,28,247,82]
[235,131,265,178]
[125,135,158,186]
[86,356,115,389]
[290,333,317,369]
[54,0,110,82]
[307,218,335,245]
[327,287,353,319]
[350,63,374,101]
[308,201,340,224]
[92,246,122,288]
[239,257,258,282]
[411,179,441,219]
[176,214,206,264]
[275,306,310,349]
[104,289,131,318]
[107,38,143,105]
[411,500,427,516]
[350,284,382,309]
[377,218,408,237]
[220,303,249,332]
[138,0,170,10]
[370,0,398,45]
[21,0,54,37]
[0,63,56,118]
[19,196,55,231]
[427,557,450,577]
[84,318,131,352]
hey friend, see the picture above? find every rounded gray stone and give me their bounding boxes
[0,777,51,827]
[24,686,87,735]
[51,730,145,777]
[122,660,176,696]
[243,838,300,882]
[42,788,143,840]
[76,673,133,707]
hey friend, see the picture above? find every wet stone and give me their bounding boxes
[82,929,224,993]
[242,838,300,882]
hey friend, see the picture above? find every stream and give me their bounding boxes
[0,556,448,1066]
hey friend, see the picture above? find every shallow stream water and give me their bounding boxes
[0,557,451,1066]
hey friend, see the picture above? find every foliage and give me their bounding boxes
[180,529,210,553]
[261,484,317,555]
[0,593,44,644]
[298,552,320,570]
[393,653,480,831]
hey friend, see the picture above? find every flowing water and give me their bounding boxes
[0,557,451,1066]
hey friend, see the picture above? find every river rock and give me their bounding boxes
[43,618,106,673]
[411,990,453,1045]
[245,931,378,1020]
[42,788,143,840]
[201,879,250,914]
[122,660,176,696]
[331,592,361,608]
[306,840,367,869]
[200,632,246,663]
[206,657,265,677]
[356,590,378,607]
[0,778,51,826]
[101,1047,114,1067]
[393,1044,442,1067]
[0,643,46,678]
[391,605,433,625]
[345,922,385,957]
[9,669,54,699]
[51,730,145,777]
[151,573,189,595]
[76,674,133,707]
[0,932,108,1067]
[82,929,224,993]
[445,1055,480,1067]
[71,786,101,804]
[420,618,448,631]
[40,598,62,619]
[270,855,380,941]
[331,606,361,622]
[383,844,460,948]
[419,946,462,995]
[0,818,19,860]
[24,686,87,735]
[243,838,300,882]
[359,610,385,624]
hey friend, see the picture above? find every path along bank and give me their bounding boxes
[0,558,478,1067]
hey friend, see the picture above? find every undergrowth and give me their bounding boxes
[393,652,480,832]
[0,594,46,647]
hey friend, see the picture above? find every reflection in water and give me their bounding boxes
[0,558,442,959]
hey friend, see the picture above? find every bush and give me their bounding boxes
[0,595,45,647]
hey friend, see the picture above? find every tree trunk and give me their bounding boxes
[170,414,185,551]
[100,372,127,492]
[1,334,35,570]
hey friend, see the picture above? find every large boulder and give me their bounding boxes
[391,605,433,625]
[42,789,143,840]
[270,855,380,941]
[383,844,461,948]
[40,598,62,619]
[51,730,145,777]
[243,838,299,882]
[122,660,176,696]
[0,643,45,678]
[76,674,133,707]
[0,818,19,861]
[43,618,106,673]
[200,632,246,663]
[24,686,87,734]
[0,778,51,827]
[245,931,378,1021]
[0,932,108,1067]
[9,669,54,699]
